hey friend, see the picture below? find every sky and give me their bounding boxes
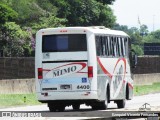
[110,0,160,31]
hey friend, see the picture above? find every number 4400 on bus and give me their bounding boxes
[35,26,137,112]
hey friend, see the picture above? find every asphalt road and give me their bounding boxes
[0,93,160,119]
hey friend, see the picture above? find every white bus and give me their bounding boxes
[35,26,136,112]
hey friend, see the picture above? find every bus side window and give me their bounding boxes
[120,37,124,57]
[113,37,117,57]
[118,37,122,56]
[110,37,114,57]
[122,37,126,56]
[102,36,106,56]
[108,36,112,56]
[95,36,101,56]
[128,38,131,57]
[116,37,120,57]
[105,36,109,56]
[124,37,128,57]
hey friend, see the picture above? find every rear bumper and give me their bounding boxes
[37,91,98,102]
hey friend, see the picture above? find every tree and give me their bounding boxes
[50,0,116,28]
[31,14,66,33]
[0,3,18,25]
[113,24,145,56]
[150,30,160,40]
[1,22,30,57]
[0,0,117,57]
[128,27,139,35]
[3,0,56,27]
[131,44,143,56]
[95,0,116,4]
[139,24,149,36]
[143,30,160,43]
[113,24,129,33]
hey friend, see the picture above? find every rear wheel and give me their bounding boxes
[92,105,100,110]
[92,101,107,110]
[100,94,108,110]
[72,104,80,111]
[58,106,65,112]
[48,103,65,112]
[49,106,57,112]
[92,91,108,110]
[116,99,126,108]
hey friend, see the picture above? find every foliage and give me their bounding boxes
[0,0,117,57]
[113,24,129,33]
[114,23,160,56]
[131,44,143,56]
[50,0,116,27]
[31,15,66,34]
[0,0,66,57]
[0,0,160,58]
[151,30,160,40]
[139,24,149,36]
[10,0,51,25]
[95,0,116,4]
[114,24,149,56]
[1,0,58,27]
[1,22,30,57]
[0,3,18,25]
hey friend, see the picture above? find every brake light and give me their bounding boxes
[38,68,43,79]
[88,66,93,78]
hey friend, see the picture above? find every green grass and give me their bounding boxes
[134,82,160,96]
[0,93,41,108]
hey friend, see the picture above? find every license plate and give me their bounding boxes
[60,85,72,90]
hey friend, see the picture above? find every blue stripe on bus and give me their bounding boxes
[42,78,88,84]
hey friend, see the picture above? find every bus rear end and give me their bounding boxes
[35,28,96,111]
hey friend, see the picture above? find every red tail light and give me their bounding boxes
[88,66,93,78]
[38,68,43,79]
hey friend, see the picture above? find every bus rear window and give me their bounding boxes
[42,34,87,52]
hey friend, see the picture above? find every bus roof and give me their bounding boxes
[38,26,129,37]
[87,26,129,36]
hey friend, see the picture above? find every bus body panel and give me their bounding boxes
[86,32,98,92]
[41,61,89,91]
[35,27,133,109]
[37,91,98,101]
[97,57,133,100]
[35,29,97,101]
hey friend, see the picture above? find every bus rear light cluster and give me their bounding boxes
[41,93,48,96]
[60,30,67,32]
[88,66,93,78]
[44,93,48,96]
[84,92,91,96]
[38,68,43,79]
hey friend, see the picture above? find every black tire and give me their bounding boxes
[48,103,65,112]
[72,104,80,111]
[57,106,65,112]
[92,91,108,110]
[49,106,57,112]
[126,84,129,100]
[92,101,107,110]
[99,102,107,110]
[99,94,108,110]
[92,105,100,110]
[116,99,126,108]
